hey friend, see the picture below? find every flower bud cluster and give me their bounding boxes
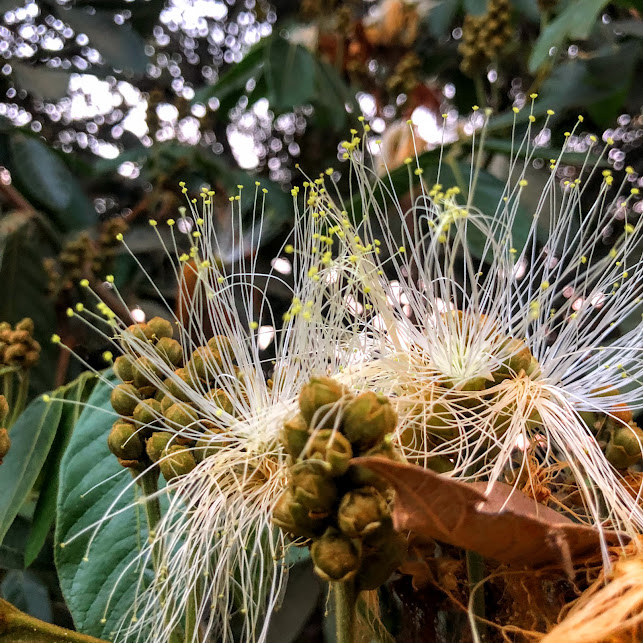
[459,0,513,77]
[0,394,10,464]
[273,377,406,591]
[0,318,41,369]
[108,314,239,481]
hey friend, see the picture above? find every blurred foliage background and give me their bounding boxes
[0,0,641,639]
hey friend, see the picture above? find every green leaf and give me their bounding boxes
[312,59,356,132]
[12,63,70,101]
[0,395,64,546]
[427,0,460,38]
[0,516,31,570]
[55,375,152,639]
[24,373,98,567]
[0,213,58,396]
[61,8,148,74]
[464,0,487,15]
[483,138,610,166]
[528,0,609,73]
[0,570,53,622]
[9,134,73,214]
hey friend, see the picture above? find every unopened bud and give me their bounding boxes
[207,335,235,367]
[204,389,234,415]
[15,318,34,334]
[338,487,389,538]
[347,439,398,490]
[132,356,162,389]
[606,424,643,469]
[280,414,310,459]
[308,429,352,476]
[113,355,135,382]
[497,338,533,377]
[146,431,174,463]
[155,337,184,367]
[164,402,198,428]
[311,528,361,582]
[133,398,162,426]
[162,369,192,402]
[342,392,397,449]
[0,428,10,463]
[272,488,327,539]
[355,531,406,591]
[0,395,8,425]
[159,445,196,481]
[110,383,142,416]
[194,429,224,462]
[425,455,455,473]
[107,421,144,460]
[290,460,337,513]
[125,323,153,342]
[298,377,350,426]
[147,316,174,340]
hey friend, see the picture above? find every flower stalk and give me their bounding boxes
[334,579,357,643]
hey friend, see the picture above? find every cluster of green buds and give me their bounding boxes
[386,51,421,97]
[0,395,10,464]
[108,315,239,483]
[580,393,643,471]
[0,318,41,369]
[273,377,406,591]
[44,218,128,300]
[458,0,513,77]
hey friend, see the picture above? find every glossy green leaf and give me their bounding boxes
[62,9,148,74]
[55,375,153,639]
[24,373,98,566]
[483,138,610,166]
[528,0,609,73]
[264,37,315,111]
[0,395,63,546]
[9,134,73,214]
[12,63,70,101]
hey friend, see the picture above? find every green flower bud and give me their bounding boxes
[160,445,196,481]
[290,460,337,513]
[338,487,389,538]
[424,400,459,441]
[280,414,310,459]
[11,329,30,344]
[155,337,184,366]
[194,428,224,462]
[204,388,234,415]
[497,338,533,378]
[311,528,362,582]
[148,316,174,340]
[605,424,643,469]
[355,532,406,591]
[342,392,397,449]
[0,395,9,425]
[0,427,10,463]
[110,383,142,416]
[272,488,327,539]
[146,431,174,463]
[125,323,153,342]
[133,398,162,426]
[132,356,162,389]
[425,455,455,474]
[162,369,192,402]
[137,385,157,399]
[298,377,350,426]
[308,429,353,476]
[113,355,135,382]
[164,402,198,428]
[15,318,34,334]
[107,421,144,460]
[347,439,398,491]
[160,394,175,414]
[207,335,235,367]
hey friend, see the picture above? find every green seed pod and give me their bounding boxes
[272,488,327,540]
[146,431,174,463]
[15,318,34,334]
[0,427,10,462]
[308,429,353,476]
[0,395,9,425]
[204,388,234,415]
[110,383,142,416]
[311,528,362,583]
[164,402,198,428]
[107,421,144,460]
[280,414,310,459]
[355,531,406,591]
[125,323,153,342]
[147,316,174,340]
[342,392,397,449]
[113,355,135,382]
[290,460,337,513]
[132,356,162,389]
[159,445,196,481]
[298,376,350,426]
[605,424,643,469]
[155,337,184,366]
[133,398,162,426]
[338,487,389,538]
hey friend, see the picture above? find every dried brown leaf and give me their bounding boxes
[355,457,627,568]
